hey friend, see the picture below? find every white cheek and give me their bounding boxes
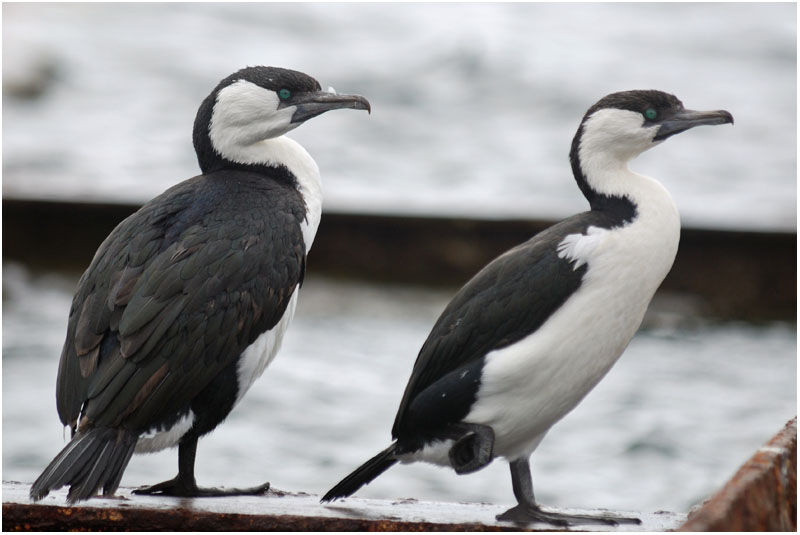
[209,80,297,161]
[577,108,661,197]
[580,108,658,158]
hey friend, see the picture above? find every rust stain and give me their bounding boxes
[2,503,521,532]
[679,417,797,532]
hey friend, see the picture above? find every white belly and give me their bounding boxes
[465,282,648,461]
[135,411,196,454]
[234,290,299,405]
[466,199,680,461]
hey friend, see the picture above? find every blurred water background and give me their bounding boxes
[2,2,796,515]
[2,264,796,513]
[3,2,796,229]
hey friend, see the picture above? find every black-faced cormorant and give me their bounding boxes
[30,66,370,503]
[322,90,732,526]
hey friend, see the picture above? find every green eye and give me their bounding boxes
[644,108,658,120]
[279,88,291,100]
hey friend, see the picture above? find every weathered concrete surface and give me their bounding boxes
[4,419,795,531]
[3,198,795,321]
[2,481,683,532]
[679,417,797,531]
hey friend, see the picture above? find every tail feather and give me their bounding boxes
[321,444,398,502]
[67,439,117,503]
[102,439,136,495]
[30,427,137,503]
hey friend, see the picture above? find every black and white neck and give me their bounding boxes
[568,89,733,229]
[191,66,370,248]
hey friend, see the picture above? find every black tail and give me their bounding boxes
[30,427,137,503]
[321,444,398,502]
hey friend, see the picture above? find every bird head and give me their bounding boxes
[576,89,733,163]
[570,89,733,207]
[194,66,370,172]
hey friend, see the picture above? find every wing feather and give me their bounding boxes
[56,173,307,434]
[391,214,617,439]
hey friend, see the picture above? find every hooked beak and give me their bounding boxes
[654,108,734,141]
[290,90,371,124]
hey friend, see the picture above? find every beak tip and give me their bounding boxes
[721,110,734,126]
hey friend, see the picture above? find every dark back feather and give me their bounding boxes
[56,169,307,434]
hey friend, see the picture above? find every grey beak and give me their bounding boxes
[291,91,371,124]
[654,108,734,141]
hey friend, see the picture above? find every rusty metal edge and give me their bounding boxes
[0,502,516,532]
[678,417,797,532]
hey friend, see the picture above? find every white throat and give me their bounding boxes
[578,108,664,200]
[572,109,682,304]
[573,107,682,291]
[206,80,322,248]
[258,136,324,250]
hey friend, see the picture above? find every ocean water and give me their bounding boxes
[2,263,796,513]
[2,2,796,230]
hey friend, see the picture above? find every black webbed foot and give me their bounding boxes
[133,477,270,497]
[133,434,270,498]
[445,423,495,474]
[499,457,641,527]
[496,503,641,526]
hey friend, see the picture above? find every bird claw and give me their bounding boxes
[496,504,641,527]
[133,478,270,497]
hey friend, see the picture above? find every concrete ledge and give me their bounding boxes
[1,482,683,531]
[680,417,797,531]
[4,419,795,531]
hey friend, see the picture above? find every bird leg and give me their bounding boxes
[132,435,270,497]
[496,458,641,526]
[444,423,495,474]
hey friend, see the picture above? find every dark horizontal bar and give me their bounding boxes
[2,198,795,321]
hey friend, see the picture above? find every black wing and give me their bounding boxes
[56,171,307,433]
[391,212,620,441]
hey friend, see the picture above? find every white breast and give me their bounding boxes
[465,170,680,462]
